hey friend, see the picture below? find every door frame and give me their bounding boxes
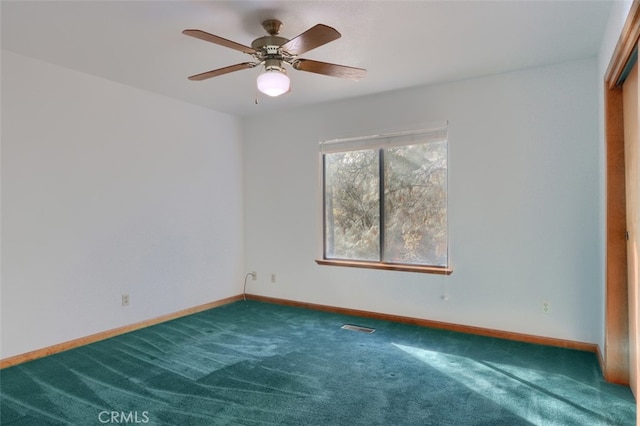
[604,0,640,384]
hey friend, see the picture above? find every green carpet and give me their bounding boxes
[0,300,635,425]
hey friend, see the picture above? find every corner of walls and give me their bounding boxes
[243,58,602,345]
[1,50,245,359]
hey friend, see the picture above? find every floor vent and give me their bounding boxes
[341,324,375,334]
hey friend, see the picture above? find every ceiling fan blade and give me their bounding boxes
[188,62,257,81]
[183,29,257,55]
[293,59,366,81]
[281,24,341,56]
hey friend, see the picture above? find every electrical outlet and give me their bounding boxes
[251,271,257,281]
[271,273,276,283]
[542,301,551,314]
[122,293,130,307]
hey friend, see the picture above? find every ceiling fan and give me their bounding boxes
[182,19,366,97]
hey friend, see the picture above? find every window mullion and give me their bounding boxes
[322,155,331,259]
[379,148,385,262]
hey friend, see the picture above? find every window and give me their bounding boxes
[318,125,451,274]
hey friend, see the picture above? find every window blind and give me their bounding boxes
[319,122,448,154]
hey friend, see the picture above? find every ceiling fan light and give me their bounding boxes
[257,69,290,97]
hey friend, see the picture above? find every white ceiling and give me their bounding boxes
[1,1,612,117]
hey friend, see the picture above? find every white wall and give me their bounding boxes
[599,0,633,79]
[243,58,601,344]
[0,46,605,359]
[1,51,244,359]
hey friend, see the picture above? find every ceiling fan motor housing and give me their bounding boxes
[251,34,289,70]
[251,36,288,52]
[263,58,286,73]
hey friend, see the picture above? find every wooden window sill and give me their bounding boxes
[315,259,453,275]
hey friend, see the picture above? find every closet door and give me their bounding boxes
[623,53,640,398]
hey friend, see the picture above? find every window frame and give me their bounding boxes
[316,125,452,275]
